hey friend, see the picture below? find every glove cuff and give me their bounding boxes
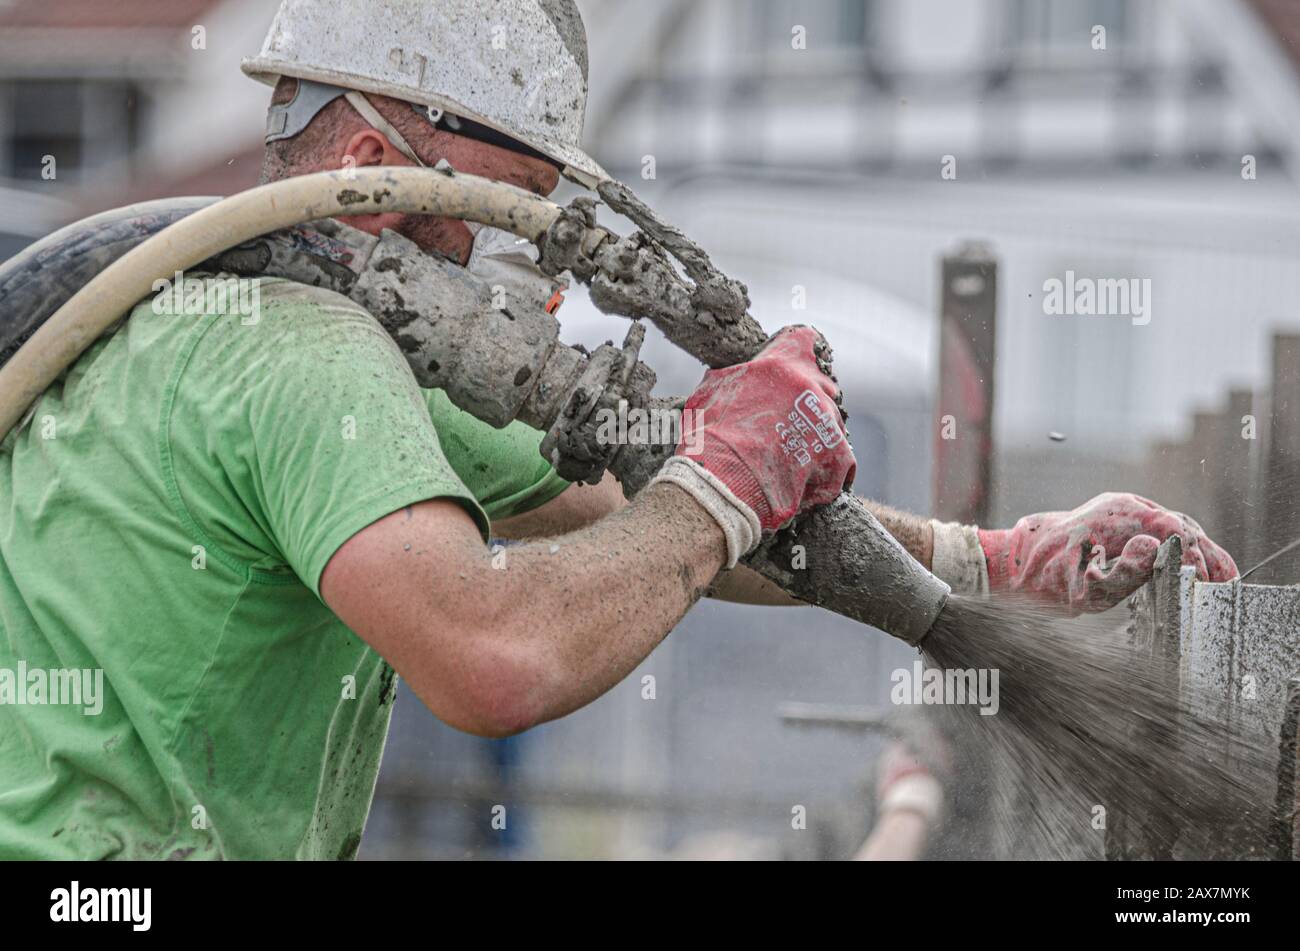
[929,520,990,595]
[650,456,762,568]
[687,443,774,529]
[880,772,945,826]
[977,527,1013,591]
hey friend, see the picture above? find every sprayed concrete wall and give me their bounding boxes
[1119,539,1300,859]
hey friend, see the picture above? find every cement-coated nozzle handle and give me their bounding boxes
[746,495,951,646]
[540,183,952,645]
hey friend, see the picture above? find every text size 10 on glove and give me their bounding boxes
[677,325,857,532]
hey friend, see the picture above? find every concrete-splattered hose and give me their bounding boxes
[0,165,952,646]
[0,166,563,438]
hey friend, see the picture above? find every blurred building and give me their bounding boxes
[0,0,272,229]
[3,0,1300,858]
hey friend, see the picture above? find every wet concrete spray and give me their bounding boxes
[921,594,1276,859]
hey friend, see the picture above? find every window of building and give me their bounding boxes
[7,80,83,179]
[3,78,142,182]
[754,0,875,50]
[1009,0,1129,56]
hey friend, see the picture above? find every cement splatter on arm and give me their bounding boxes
[492,471,626,539]
[495,474,803,605]
[497,476,936,607]
[320,481,727,736]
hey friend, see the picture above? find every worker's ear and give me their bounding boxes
[333,128,414,240]
[341,129,409,171]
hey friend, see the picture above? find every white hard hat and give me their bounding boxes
[242,0,609,189]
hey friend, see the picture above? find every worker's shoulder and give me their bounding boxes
[163,273,386,336]
[141,272,372,321]
[162,274,403,372]
[245,275,374,321]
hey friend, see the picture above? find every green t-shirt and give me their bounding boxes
[0,276,568,860]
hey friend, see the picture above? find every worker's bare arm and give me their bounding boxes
[320,483,725,738]
[854,809,931,861]
[499,474,806,605]
[491,471,626,539]
[705,566,803,605]
[496,473,933,605]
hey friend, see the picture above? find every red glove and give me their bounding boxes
[679,325,856,531]
[978,492,1238,613]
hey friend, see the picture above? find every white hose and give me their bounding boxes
[0,166,564,438]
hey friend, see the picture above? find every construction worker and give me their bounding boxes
[853,710,992,861]
[855,730,951,861]
[0,0,1235,861]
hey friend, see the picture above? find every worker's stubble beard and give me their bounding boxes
[260,155,475,266]
[342,210,474,266]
